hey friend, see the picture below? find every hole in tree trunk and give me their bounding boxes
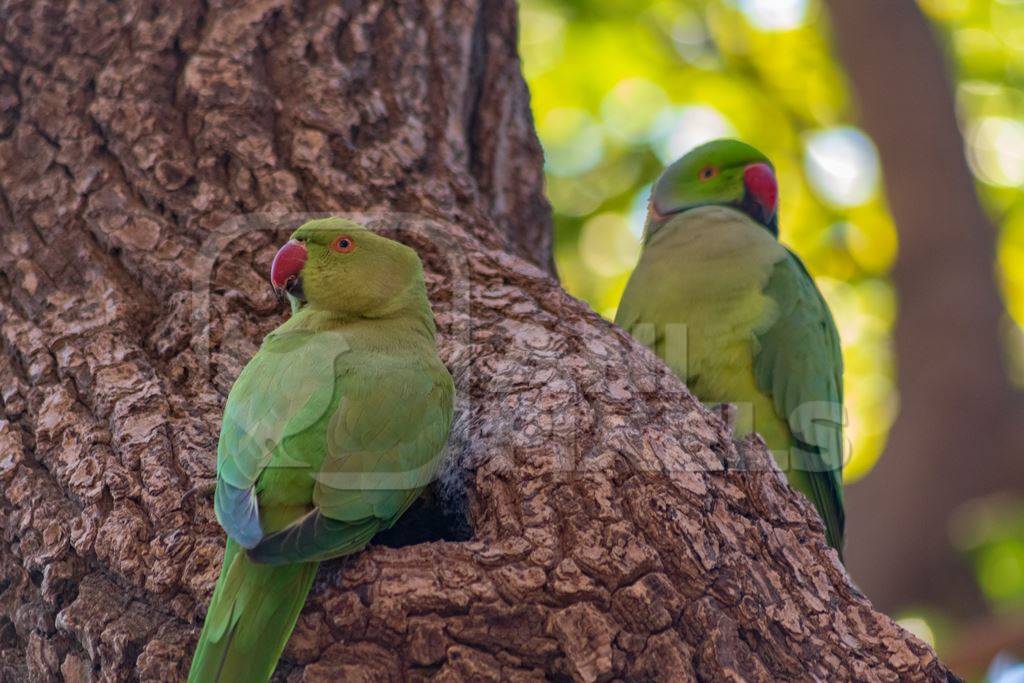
[372,483,473,548]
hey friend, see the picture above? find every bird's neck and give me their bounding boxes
[646,206,778,252]
[280,300,438,355]
[645,200,778,245]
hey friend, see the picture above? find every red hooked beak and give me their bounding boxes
[270,240,307,294]
[743,163,778,217]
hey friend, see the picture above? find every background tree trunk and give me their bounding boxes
[824,0,1024,617]
[0,0,953,680]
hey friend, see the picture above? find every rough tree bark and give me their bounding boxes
[0,0,954,681]
[824,0,1024,616]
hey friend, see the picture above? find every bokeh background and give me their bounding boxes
[519,0,1024,678]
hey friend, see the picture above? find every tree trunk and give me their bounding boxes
[824,0,1024,616]
[0,0,954,680]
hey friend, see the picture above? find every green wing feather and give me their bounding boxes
[192,327,454,681]
[754,249,845,555]
[217,329,344,491]
[214,329,346,548]
[250,362,454,564]
[192,330,351,682]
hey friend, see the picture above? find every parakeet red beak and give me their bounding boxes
[743,163,778,218]
[270,240,307,298]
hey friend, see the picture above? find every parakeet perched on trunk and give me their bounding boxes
[615,140,845,557]
[189,218,454,682]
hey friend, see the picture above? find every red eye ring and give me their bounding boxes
[331,235,355,253]
[699,166,718,181]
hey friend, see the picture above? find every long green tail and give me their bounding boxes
[188,540,318,682]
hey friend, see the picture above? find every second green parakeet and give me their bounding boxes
[189,218,454,682]
[615,140,845,557]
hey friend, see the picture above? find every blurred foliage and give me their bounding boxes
[952,495,1024,611]
[520,0,1024,664]
[922,0,1024,388]
[520,0,898,482]
[899,493,1024,676]
[919,4,1024,666]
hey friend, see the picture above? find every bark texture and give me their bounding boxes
[824,0,1024,616]
[0,0,953,680]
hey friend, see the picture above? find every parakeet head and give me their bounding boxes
[270,217,426,317]
[647,139,779,239]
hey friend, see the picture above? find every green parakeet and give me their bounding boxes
[615,140,845,557]
[188,218,454,682]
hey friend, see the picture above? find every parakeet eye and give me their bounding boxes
[331,235,355,253]
[699,166,718,181]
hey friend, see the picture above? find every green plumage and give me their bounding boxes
[188,541,317,682]
[754,248,845,553]
[616,140,845,557]
[189,219,454,681]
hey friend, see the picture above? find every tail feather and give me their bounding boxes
[189,540,318,683]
